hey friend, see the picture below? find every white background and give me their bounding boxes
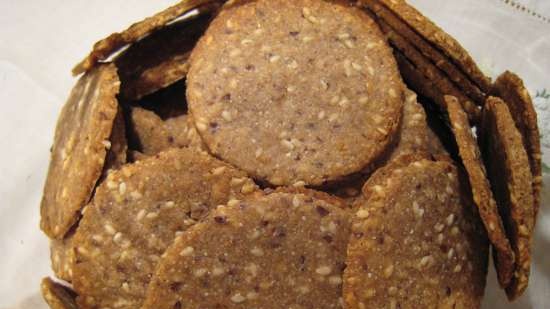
[0,1,548,308]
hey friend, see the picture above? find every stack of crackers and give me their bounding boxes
[39,0,542,308]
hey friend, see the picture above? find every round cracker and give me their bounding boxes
[480,97,535,300]
[344,159,488,309]
[446,95,515,287]
[40,64,120,239]
[50,234,75,283]
[143,191,351,309]
[72,148,259,309]
[188,0,404,186]
[492,71,542,218]
[41,278,78,309]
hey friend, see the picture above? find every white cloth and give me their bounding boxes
[0,1,548,308]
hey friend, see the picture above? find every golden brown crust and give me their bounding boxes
[103,107,128,175]
[360,0,491,92]
[50,235,75,283]
[143,192,351,309]
[72,148,259,309]
[446,95,515,287]
[188,0,404,186]
[344,159,488,309]
[41,278,78,309]
[492,71,542,218]
[115,13,213,100]
[40,64,120,239]
[480,96,535,300]
[72,0,222,75]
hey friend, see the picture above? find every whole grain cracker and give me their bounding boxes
[492,71,542,218]
[480,97,535,300]
[115,13,213,100]
[41,278,78,309]
[40,64,120,239]
[382,24,481,122]
[446,95,514,287]
[362,0,486,104]
[360,0,491,92]
[72,148,259,309]
[50,235,75,283]
[142,191,351,309]
[344,159,488,309]
[103,107,128,174]
[72,0,221,75]
[188,0,404,186]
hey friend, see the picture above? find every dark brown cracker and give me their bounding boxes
[492,71,542,218]
[103,106,128,174]
[50,235,75,283]
[72,0,220,75]
[344,159,488,309]
[188,0,404,186]
[142,191,351,309]
[128,107,203,155]
[361,0,491,92]
[115,13,213,100]
[446,95,515,287]
[72,148,259,309]
[362,0,486,104]
[479,97,535,300]
[382,23,481,122]
[41,278,78,309]
[40,64,120,239]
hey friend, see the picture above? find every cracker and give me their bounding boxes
[188,0,404,186]
[479,97,535,300]
[40,64,120,239]
[362,0,486,103]
[50,235,75,283]
[72,148,259,309]
[128,107,202,155]
[361,0,491,92]
[142,191,351,309]
[41,278,78,309]
[103,107,128,174]
[115,13,213,100]
[492,71,542,218]
[383,23,481,122]
[72,0,220,75]
[344,159,488,309]
[446,95,514,287]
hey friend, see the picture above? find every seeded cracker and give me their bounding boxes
[360,0,491,92]
[72,148,259,309]
[40,64,120,239]
[479,97,535,300]
[361,0,486,104]
[41,278,78,309]
[492,71,542,218]
[72,0,220,75]
[344,159,488,309]
[446,95,514,287]
[50,235,76,283]
[142,191,351,309]
[188,0,404,186]
[379,21,481,122]
[103,107,128,174]
[115,13,214,100]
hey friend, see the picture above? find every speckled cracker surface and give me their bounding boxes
[72,148,259,309]
[188,0,404,186]
[446,95,514,287]
[50,235,75,283]
[115,13,214,100]
[492,71,542,218]
[41,278,78,309]
[142,191,351,309]
[40,64,120,239]
[480,97,535,300]
[72,0,218,75]
[103,107,128,174]
[344,159,488,309]
[362,0,486,104]
[361,0,491,92]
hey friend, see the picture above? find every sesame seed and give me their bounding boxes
[344,40,355,48]
[344,60,353,77]
[383,264,394,278]
[339,97,350,108]
[330,96,340,105]
[434,223,445,233]
[113,232,123,244]
[229,49,242,57]
[356,209,369,219]
[212,166,227,176]
[318,111,326,120]
[255,148,263,158]
[246,292,259,300]
[118,182,127,195]
[288,60,299,69]
[146,212,159,219]
[352,62,363,71]
[329,276,342,285]
[196,120,208,132]
[107,180,117,189]
[102,140,112,149]
[212,267,225,276]
[292,196,301,207]
[338,33,350,40]
[316,266,332,276]
[377,127,388,135]
[130,191,142,200]
[329,113,339,122]
[447,248,455,260]
[281,139,295,150]
[227,199,240,207]
[194,268,207,278]
[388,89,397,98]
[180,246,194,257]
[104,224,116,235]
[453,264,462,273]
[250,247,264,257]
[241,39,253,45]
[293,180,306,187]
[302,36,314,42]
[419,255,434,268]
[359,96,368,104]
[221,110,232,121]
[446,214,455,226]
[269,55,281,63]
[451,226,459,235]
[241,182,256,194]
[367,66,375,75]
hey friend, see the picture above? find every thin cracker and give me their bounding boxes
[41,278,78,309]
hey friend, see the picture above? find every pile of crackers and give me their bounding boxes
[39,0,542,308]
